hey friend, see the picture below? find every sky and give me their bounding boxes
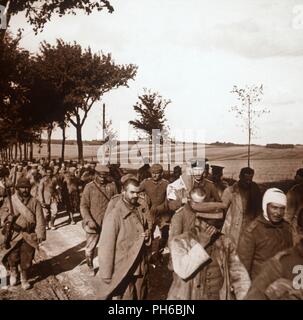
[8,0,303,144]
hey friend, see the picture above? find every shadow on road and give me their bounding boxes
[30,241,86,285]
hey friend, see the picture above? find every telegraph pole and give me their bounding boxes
[102,103,106,141]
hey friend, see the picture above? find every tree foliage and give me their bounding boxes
[129,89,171,140]
[37,39,138,162]
[0,0,114,34]
[230,84,269,166]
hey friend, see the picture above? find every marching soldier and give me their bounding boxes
[167,187,250,300]
[238,188,293,280]
[38,167,59,230]
[137,158,151,182]
[63,167,81,224]
[80,165,117,276]
[246,209,303,300]
[0,178,46,290]
[98,178,151,300]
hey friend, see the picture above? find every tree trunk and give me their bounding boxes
[18,142,22,161]
[9,146,12,161]
[61,125,66,162]
[47,125,53,162]
[14,143,17,160]
[248,99,251,168]
[29,141,33,161]
[23,143,27,161]
[0,1,11,42]
[76,124,84,164]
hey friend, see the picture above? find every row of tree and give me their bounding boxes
[0,34,137,163]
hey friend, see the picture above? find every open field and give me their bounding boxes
[32,143,303,183]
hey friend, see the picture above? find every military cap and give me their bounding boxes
[95,164,109,174]
[211,165,224,175]
[151,163,163,173]
[69,166,77,173]
[16,177,31,189]
[296,168,303,178]
[120,174,138,185]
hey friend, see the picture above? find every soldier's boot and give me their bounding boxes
[50,216,56,230]
[21,270,31,290]
[46,219,51,230]
[86,255,95,276]
[9,267,19,286]
[70,212,76,225]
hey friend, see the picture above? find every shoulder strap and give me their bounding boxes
[93,181,110,202]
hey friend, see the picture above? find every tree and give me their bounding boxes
[0,0,114,38]
[0,33,34,161]
[129,89,171,142]
[38,39,137,163]
[230,84,269,167]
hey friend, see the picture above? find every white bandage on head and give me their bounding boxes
[262,188,287,221]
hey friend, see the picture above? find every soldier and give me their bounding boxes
[286,168,303,242]
[238,188,293,280]
[140,164,169,225]
[98,178,151,300]
[137,157,151,182]
[170,165,182,183]
[167,187,250,300]
[246,209,303,300]
[209,165,229,198]
[221,167,262,249]
[38,167,59,230]
[0,167,9,208]
[80,165,117,276]
[63,167,81,224]
[0,178,46,290]
[167,159,221,211]
[140,164,170,257]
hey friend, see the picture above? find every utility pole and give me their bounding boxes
[102,103,106,141]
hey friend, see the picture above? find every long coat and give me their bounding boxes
[98,197,151,300]
[0,194,46,267]
[221,181,262,248]
[238,216,293,280]
[167,204,250,300]
[167,229,251,300]
[286,183,303,243]
[80,179,117,228]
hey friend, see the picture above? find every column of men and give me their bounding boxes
[0,158,302,300]
[0,159,97,289]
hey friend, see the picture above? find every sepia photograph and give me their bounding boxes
[0,0,303,305]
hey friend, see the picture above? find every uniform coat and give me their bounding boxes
[167,227,251,300]
[246,240,303,299]
[221,181,262,248]
[80,179,117,228]
[0,194,46,267]
[167,204,250,300]
[98,197,151,299]
[238,216,293,280]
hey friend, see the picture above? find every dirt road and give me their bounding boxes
[0,212,172,300]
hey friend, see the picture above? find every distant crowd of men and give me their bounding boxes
[0,157,302,300]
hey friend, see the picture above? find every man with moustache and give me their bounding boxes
[221,167,262,248]
[0,178,46,290]
[246,208,303,300]
[98,178,151,300]
[238,188,293,280]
